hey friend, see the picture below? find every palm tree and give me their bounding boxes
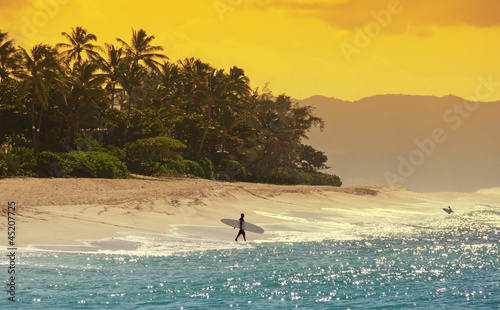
[243,94,323,175]
[115,56,148,116]
[99,43,124,107]
[178,57,209,108]
[117,28,168,72]
[0,31,21,81]
[218,106,240,156]
[60,60,106,148]
[56,26,101,63]
[179,58,230,156]
[156,61,181,98]
[227,66,251,102]
[18,44,64,152]
[215,66,251,158]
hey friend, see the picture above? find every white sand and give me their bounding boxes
[0,177,496,252]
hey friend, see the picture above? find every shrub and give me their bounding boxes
[195,157,216,180]
[3,147,37,176]
[183,160,204,178]
[126,160,154,175]
[65,151,97,177]
[125,137,186,175]
[65,151,129,178]
[36,151,68,177]
[217,160,248,181]
[126,137,186,163]
[246,168,342,186]
[281,170,343,186]
[73,132,107,152]
[161,160,185,175]
[0,158,7,178]
[87,151,129,179]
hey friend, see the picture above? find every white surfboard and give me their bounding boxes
[221,219,265,234]
[443,207,453,214]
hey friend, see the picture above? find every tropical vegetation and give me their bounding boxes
[0,27,341,186]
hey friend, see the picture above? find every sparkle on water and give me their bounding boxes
[2,203,499,309]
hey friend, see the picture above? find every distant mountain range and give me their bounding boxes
[296,94,500,192]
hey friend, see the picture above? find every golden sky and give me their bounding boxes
[1,0,500,101]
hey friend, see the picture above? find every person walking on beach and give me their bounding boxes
[235,213,246,241]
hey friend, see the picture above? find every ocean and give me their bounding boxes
[2,199,499,309]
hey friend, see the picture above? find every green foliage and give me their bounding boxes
[105,108,171,147]
[125,160,152,175]
[247,168,342,187]
[195,157,216,180]
[125,136,186,175]
[292,171,343,186]
[248,174,293,185]
[0,148,129,179]
[107,145,126,161]
[183,160,205,177]
[0,27,342,186]
[2,133,32,149]
[0,157,8,177]
[296,144,329,172]
[297,171,342,186]
[2,147,37,176]
[3,153,20,176]
[156,159,203,177]
[126,136,186,163]
[217,159,248,181]
[65,151,97,177]
[36,151,68,177]
[72,132,108,152]
[161,160,189,175]
[65,151,128,178]
[0,79,31,143]
[88,151,129,178]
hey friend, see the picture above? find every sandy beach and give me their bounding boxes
[0,177,495,252]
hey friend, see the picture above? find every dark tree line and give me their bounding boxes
[0,27,341,186]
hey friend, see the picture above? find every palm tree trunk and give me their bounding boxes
[127,87,134,117]
[197,102,212,157]
[222,129,227,156]
[64,118,76,150]
[30,98,38,152]
[110,83,116,108]
[35,104,44,152]
[198,121,209,157]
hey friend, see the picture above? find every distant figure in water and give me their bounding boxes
[235,213,246,241]
[445,206,453,214]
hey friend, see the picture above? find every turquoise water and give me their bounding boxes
[2,204,499,309]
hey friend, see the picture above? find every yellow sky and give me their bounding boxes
[1,0,500,101]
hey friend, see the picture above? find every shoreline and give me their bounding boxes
[0,177,495,252]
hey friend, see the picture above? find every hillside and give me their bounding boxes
[298,94,500,192]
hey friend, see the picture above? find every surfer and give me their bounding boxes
[235,213,246,241]
[443,206,453,214]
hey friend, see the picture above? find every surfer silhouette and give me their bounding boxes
[235,213,246,241]
[443,206,453,214]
